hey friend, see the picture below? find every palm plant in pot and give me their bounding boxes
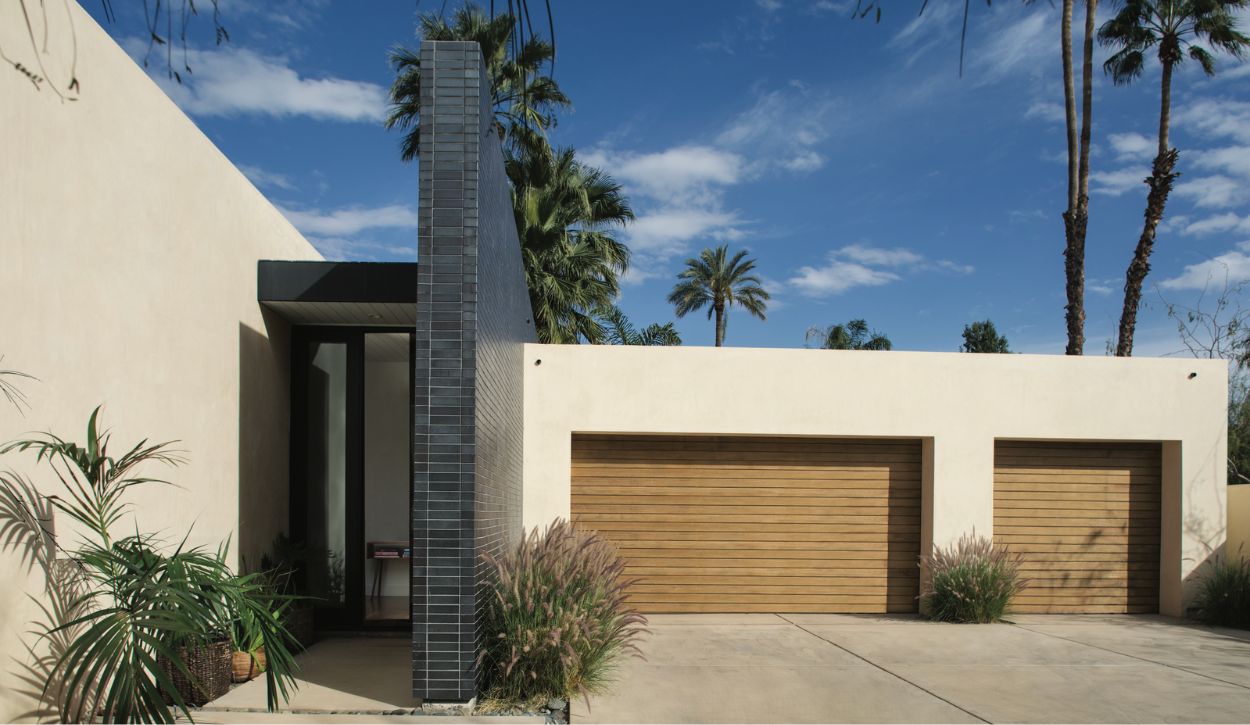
[230,588,290,682]
[0,407,301,722]
[260,534,317,651]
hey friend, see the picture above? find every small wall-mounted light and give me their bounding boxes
[368,313,383,320]
[534,358,542,366]
[1188,372,1198,379]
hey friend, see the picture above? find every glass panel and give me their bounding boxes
[363,333,412,622]
[306,341,348,608]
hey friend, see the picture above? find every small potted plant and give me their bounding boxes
[261,535,317,650]
[231,598,283,682]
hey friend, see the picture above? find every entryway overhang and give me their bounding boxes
[258,260,417,326]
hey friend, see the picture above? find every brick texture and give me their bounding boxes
[412,40,533,703]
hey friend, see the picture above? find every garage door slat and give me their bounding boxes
[994,441,1160,615]
[573,434,922,614]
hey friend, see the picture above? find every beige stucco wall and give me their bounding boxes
[0,3,320,720]
[523,344,1229,618]
[1229,485,1250,562]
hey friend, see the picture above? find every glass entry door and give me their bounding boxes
[290,327,412,630]
[291,329,365,629]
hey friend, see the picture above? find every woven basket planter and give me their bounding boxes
[158,639,232,706]
[283,604,315,651]
[231,648,267,683]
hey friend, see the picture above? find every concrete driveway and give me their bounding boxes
[574,613,1250,723]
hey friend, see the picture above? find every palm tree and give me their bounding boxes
[1100,0,1250,356]
[386,3,570,161]
[807,319,892,350]
[1062,0,1099,356]
[509,143,633,344]
[667,246,769,347]
[599,307,682,346]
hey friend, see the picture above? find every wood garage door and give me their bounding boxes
[571,435,922,614]
[993,441,1161,614]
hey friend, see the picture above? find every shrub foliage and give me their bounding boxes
[1197,555,1250,629]
[478,520,647,704]
[922,533,1026,623]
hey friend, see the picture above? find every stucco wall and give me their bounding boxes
[0,3,320,720]
[523,344,1228,617]
[365,359,412,598]
[1229,485,1250,563]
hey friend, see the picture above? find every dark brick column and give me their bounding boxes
[412,40,532,703]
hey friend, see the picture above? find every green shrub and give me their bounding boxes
[478,519,647,705]
[1196,555,1250,629]
[922,533,1026,623]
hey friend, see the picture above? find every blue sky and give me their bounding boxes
[88,0,1250,353]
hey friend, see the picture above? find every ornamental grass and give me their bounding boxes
[478,519,647,705]
[1196,554,1250,629]
[922,532,1027,623]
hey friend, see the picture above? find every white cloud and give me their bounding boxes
[935,259,977,274]
[782,150,825,171]
[239,164,296,191]
[1025,101,1065,124]
[625,208,742,256]
[1159,214,1191,234]
[789,258,900,297]
[1192,146,1250,179]
[1181,212,1250,236]
[1176,98,1250,143]
[139,43,386,122]
[1108,132,1155,160]
[1087,278,1117,295]
[969,11,1051,85]
[1221,61,1250,80]
[810,0,853,12]
[280,204,419,236]
[583,146,743,201]
[582,145,747,283]
[786,243,973,297]
[889,0,962,52]
[586,82,843,285]
[1160,241,1250,290]
[715,82,841,174]
[1175,175,1249,208]
[310,237,416,262]
[838,244,924,267]
[1090,166,1149,196]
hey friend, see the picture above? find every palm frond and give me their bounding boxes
[387,3,567,160]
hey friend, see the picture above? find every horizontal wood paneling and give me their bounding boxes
[572,435,922,614]
[994,441,1161,614]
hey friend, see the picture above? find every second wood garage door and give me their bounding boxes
[994,441,1162,614]
[571,435,922,613]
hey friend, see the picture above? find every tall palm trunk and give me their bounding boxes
[1062,0,1097,356]
[714,302,725,347]
[1115,58,1179,357]
[1061,0,1082,355]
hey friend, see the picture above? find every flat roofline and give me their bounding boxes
[258,260,417,304]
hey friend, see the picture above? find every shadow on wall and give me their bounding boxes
[0,476,87,721]
[238,312,293,570]
[1181,434,1230,617]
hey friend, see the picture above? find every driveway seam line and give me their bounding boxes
[1008,622,1250,692]
[776,615,991,724]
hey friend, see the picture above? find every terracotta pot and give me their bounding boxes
[231,648,266,683]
